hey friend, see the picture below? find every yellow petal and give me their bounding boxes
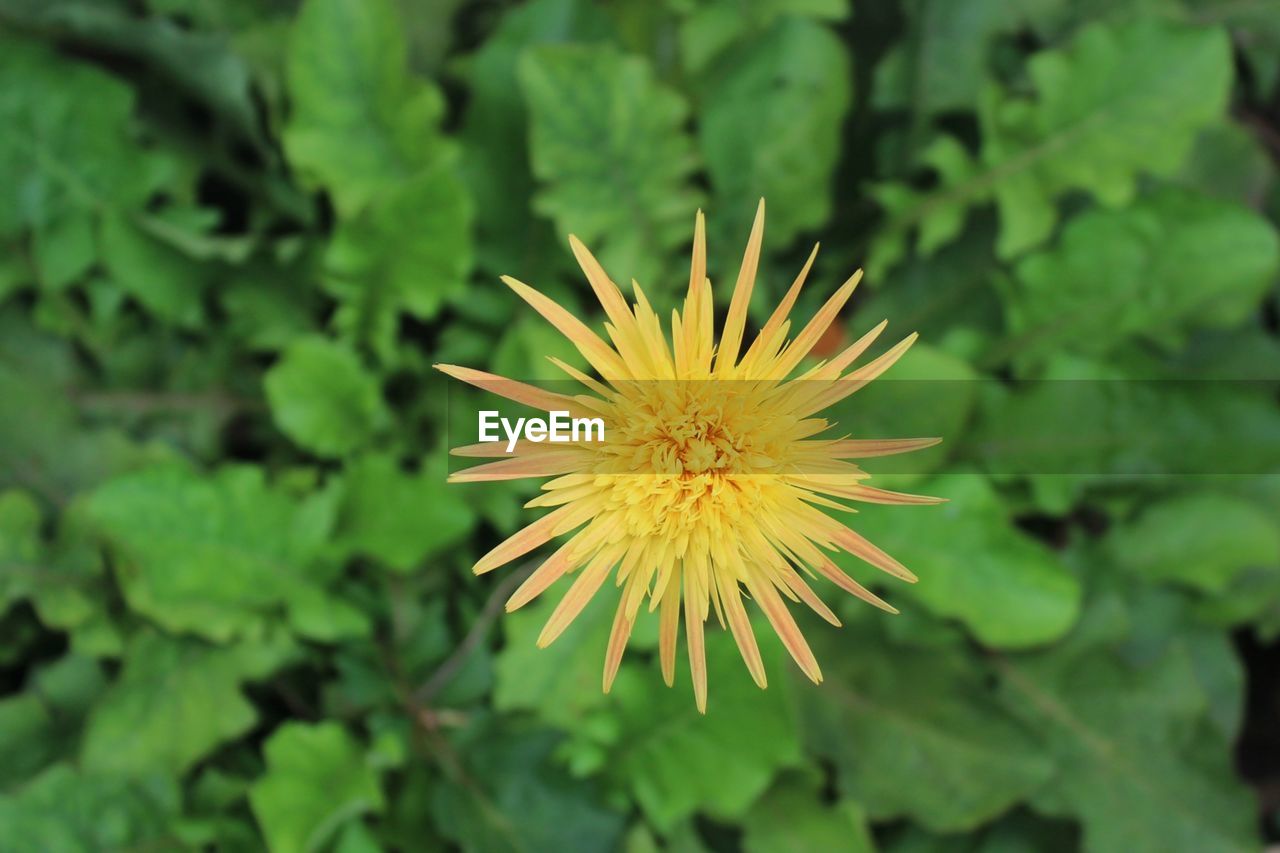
[714,199,765,375]
[536,547,619,645]
[501,276,629,379]
[434,364,585,415]
[658,578,681,687]
[721,579,767,688]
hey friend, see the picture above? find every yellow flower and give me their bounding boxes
[437,201,942,712]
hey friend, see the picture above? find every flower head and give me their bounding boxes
[437,201,942,711]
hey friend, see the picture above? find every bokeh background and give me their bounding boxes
[2,0,1280,850]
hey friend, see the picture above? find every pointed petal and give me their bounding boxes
[450,439,587,458]
[569,235,632,330]
[749,577,822,684]
[473,502,591,575]
[501,276,629,379]
[806,318,887,378]
[777,566,841,626]
[547,356,614,399]
[537,550,617,646]
[715,199,765,374]
[435,364,584,415]
[688,210,706,300]
[829,526,918,583]
[685,567,708,713]
[449,451,586,483]
[824,437,943,458]
[505,541,578,612]
[814,559,899,614]
[721,580,767,688]
[801,332,918,415]
[659,578,680,687]
[603,574,641,693]
[818,483,948,505]
[770,269,863,378]
[742,242,819,367]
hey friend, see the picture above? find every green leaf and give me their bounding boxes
[996,595,1258,852]
[98,213,207,327]
[1174,122,1275,205]
[1003,188,1279,364]
[221,261,322,352]
[249,722,384,853]
[676,0,850,76]
[2,0,268,155]
[600,631,803,830]
[265,336,389,458]
[0,489,43,613]
[456,0,612,277]
[968,356,1280,510]
[742,774,875,853]
[493,583,618,728]
[82,630,295,775]
[334,452,476,572]
[846,475,1082,648]
[882,809,1079,853]
[697,17,852,248]
[519,44,703,288]
[33,211,95,292]
[0,37,158,236]
[0,654,106,789]
[324,164,473,353]
[870,20,1232,270]
[283,0,452,217]
[431,722,625,853]
[802,620,1054,832]
[87,464,336,640]
[1,495,110,641]
[1107,492,1280,593]
[0,764,179,851]
[0,345,173,502]
[285,584,372,642]
[873,0,1062,117]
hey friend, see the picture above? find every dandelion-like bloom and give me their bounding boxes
[437,202,942,711]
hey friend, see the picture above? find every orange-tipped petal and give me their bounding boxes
[501,276,629,379]
[749,577,822,684]
[537,551,617,646]
[820,484,947,505]
[450,439,586,458]
[602,576,640,693]
[743,242,818,367]
[771,269,863,378]
[825,437,943,458]
[449,451,587,483]
[721,581,767,688]
[801,332,918,414]
[568,235,632,330]
[505,542,578,612]
[435,364,584,415]
[814,559,900,614]
[777,567,842,626]
[473,503,591,575]
[805,318,887,379]
[829,526,918,583]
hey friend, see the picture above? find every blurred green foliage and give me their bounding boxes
[1,0,1279,851]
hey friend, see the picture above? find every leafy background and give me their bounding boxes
[1,0,1279,850]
